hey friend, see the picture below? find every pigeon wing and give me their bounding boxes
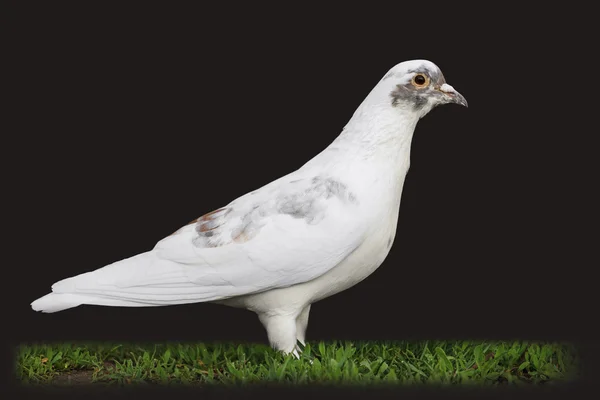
[48,176,364,305]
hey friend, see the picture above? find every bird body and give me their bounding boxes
[31,60,467,355]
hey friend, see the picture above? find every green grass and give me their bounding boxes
[16,341,579,386]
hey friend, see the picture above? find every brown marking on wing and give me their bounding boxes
[231,218,262,244]
[232,230,251,243]
[170,207,230,237]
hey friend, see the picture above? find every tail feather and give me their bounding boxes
[30,250,214,313]
[30,247,242,313]
[30,293,158,313]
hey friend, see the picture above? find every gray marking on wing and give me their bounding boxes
[278,177,357,223]
[192,176,358,248]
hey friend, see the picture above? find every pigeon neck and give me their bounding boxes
[300,103,420,181]
[333,104,420,158]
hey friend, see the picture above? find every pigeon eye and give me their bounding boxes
[412,74,429,87]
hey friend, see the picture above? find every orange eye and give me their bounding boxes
[412,73,429,87]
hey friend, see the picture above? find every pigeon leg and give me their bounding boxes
[295,304,311,345]
[259,313,298,355]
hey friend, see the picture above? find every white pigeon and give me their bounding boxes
[31,60,467,356]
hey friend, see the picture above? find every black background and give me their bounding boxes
[5,2,596,399]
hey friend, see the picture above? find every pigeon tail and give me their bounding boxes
[30,292,156,313]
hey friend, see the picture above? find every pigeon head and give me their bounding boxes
[378,60,467,117]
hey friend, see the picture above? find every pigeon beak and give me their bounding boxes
[438,83,468,108]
